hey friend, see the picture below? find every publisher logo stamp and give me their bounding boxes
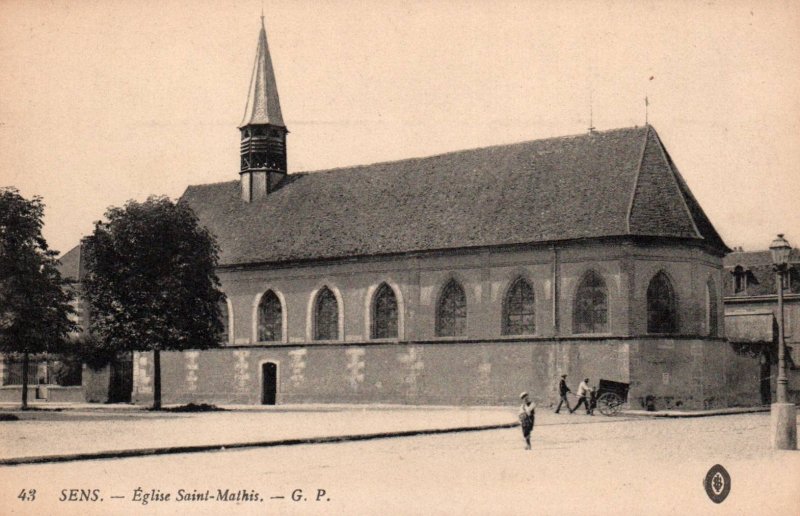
[703,464,731,504]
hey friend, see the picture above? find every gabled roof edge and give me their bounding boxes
[625,125,651,234]
[651,128,731,254]
[648,127,703,239]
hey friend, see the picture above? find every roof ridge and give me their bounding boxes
[626,125,651,234]
[184,180,238,189]
[184,126,651,189]
[290,125,649,177]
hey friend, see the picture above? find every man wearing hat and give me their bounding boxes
[555,374,572,414]
[518,392,536,450]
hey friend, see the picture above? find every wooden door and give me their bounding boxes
[262,362,277,405]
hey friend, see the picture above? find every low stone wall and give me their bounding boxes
[0,386,37,403]
[46,386,86,403]
[0,385,86,403]
[132,338,761,409]
[132,339,630,407]
[628,338,761,410]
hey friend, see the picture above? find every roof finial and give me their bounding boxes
[261,2,265,24]
[645,75,654,126]
[588,88,596,133]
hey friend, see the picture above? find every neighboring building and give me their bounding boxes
[0,244,132,404]
[0,246,84,403]
[56,245,134,403]
[724,248,800,404]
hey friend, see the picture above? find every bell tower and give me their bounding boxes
[239,15,288,202]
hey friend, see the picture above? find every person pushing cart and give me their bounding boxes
[571,378,594,415]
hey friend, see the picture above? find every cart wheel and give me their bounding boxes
[598,392,623,416]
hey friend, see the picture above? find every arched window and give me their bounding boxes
[258,290,282,342]
[647,272,677,334]
[436,280,467,337]
[372,283,398,339]
[503,278,535,335]
[219,298,230,343]
[706,279,718,337]
[314,287,339,340]
[573,271,608,334]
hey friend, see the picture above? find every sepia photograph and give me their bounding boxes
[1,1,798,514]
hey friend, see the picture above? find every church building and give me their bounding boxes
[23,18,765,409]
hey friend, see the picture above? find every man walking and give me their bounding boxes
[571,377,593,415]
[555,374,572,414]
[519,392,536,450]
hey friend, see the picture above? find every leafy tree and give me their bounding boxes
[72,332,119,371]
[0,187,76,409]
[82,196,223,409]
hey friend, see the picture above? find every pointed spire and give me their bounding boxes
[240,16,285,128]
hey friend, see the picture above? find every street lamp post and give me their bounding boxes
[769,233,796,450]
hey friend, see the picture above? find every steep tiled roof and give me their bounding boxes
[57,244,83,282]
[628,129,698,237]
[723,249,800,296]
[723,249,800,268]
[181,126,728,266]
[651,134,729,252]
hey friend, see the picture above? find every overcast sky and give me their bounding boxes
[1,0,798,256]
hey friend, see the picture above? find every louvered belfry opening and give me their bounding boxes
[240,126,287,174]
[239,124,288,201]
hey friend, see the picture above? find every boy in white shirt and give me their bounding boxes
[571,378,593,415]
[518,392,537,449]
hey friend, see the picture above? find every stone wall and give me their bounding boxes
[629,337,761,410]
[132,339,631,407]
[218,240,723,346]
[0,386,37,403]
[46,386,85,402]
[83,365,111,403]
[133,336,757,409]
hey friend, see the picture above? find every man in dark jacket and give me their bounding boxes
[555,374,572,414]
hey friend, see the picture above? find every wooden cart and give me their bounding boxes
[594,379,630,416]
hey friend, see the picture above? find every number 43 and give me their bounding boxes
[18,489,36,501]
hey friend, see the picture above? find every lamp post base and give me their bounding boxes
[770,402,797,450]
